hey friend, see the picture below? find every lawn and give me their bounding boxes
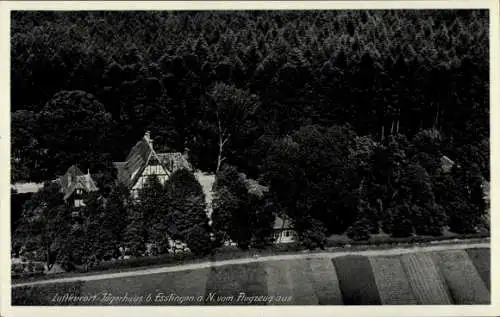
[12,246,490,306]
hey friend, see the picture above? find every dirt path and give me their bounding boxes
[12,241,489,288]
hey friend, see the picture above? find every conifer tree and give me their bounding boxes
[165,169,212,255]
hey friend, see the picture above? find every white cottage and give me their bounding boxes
[273,215,296,244]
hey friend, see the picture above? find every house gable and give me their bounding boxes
[130,151,170,199]
[113,132,193,199]
[58,165,99,207]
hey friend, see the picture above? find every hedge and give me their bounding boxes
[12,234,489,285]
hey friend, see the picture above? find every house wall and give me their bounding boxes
[131,164,169,199]
[273,229,296,244]
[74,188,85,207]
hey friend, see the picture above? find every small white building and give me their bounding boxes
[273,215,296,244]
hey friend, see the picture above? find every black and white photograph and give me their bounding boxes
[3,0,497,312]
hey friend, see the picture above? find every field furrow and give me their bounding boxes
[265,260,294,305]
[400,253,452,305]
[80,268,211,305]
[286,259,318,305]
[204,264,244,305]
[306,258,343,305]
[466,248,491,291]
[332,255,381,305]
[431,250,490,304]
[369,256,417,305]
[237,262,268,305]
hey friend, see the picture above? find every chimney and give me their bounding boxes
[86,169,91,189]
[144,131,153,148]
[183,147,191,169]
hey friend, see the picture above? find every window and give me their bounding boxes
[285,231,290,237]
[132,189,139,199]
[74,199,84,207]
[76,189,82,195]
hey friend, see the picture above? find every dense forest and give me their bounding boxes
[11,10,488,180]
[11,11,490,265]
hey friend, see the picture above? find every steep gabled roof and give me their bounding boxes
[441,155,455,173]
[59,165,84,191]
[114,138,153,188]
[113,133,193,189]
[58,165,99,201]
[63,174,99,201]
[274,215,293,230]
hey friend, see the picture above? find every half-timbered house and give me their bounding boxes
[113,131,191,200]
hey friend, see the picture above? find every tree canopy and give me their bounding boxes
[11,10,488,182]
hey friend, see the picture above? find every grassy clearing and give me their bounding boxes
[466,248,490,291]
[306,258,343,305]
[264,260,294,305]
[332,255,381,305]
[431,250,490,305]
[400,253,452,305]
[369,255,417,305]
[12,281,84,306]
[286,259,318,305]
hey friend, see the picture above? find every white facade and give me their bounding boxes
[131,160,169,199]
[273,229,296,244]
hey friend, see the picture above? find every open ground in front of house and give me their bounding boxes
[12,241,490,306]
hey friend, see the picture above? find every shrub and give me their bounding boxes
[26,262,34,273]
[346,217,371,241]
[387,204,414,238]
[185,225,213,256]
[34,262,45,272]
[298,219,328,250]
